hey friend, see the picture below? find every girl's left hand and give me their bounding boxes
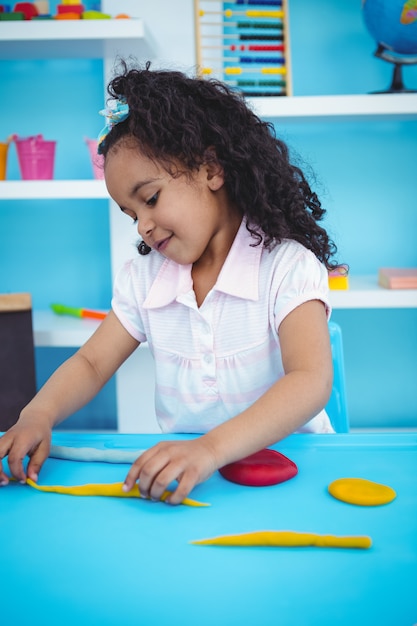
[122,438,218,505]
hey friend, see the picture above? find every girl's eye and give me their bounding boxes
[120,207,138,224]
[146,192,159,206]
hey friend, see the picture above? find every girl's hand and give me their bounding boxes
[123,438,219,505]
[0,419,51,486]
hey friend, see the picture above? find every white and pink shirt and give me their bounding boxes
[112,219,333,434]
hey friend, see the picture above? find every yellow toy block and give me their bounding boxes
[328,264,349,290]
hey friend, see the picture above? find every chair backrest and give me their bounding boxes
[326,321,349,433]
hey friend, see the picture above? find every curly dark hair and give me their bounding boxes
[99,60,337,269]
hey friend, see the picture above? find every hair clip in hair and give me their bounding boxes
[97,97,129,152]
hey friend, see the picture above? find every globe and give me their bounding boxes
[363,0,417,54]
[362,0,417,91]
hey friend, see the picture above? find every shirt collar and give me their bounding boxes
[144,219,263,309]
[214,219,262,300]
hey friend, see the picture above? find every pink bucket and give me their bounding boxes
[85,138,104,180]
[14,135,56,180]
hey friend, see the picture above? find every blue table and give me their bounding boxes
[1,432,416,626]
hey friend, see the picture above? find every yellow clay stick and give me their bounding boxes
[191,530,372,549]
[25,478,209,507]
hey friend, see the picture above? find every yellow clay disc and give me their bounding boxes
[328,477,396,506]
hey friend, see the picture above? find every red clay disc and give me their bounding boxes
[219,448,298,487]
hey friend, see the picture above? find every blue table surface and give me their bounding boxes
[1,432,416,626]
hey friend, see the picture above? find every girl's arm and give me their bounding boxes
[205,299,333,459]
[123,299,333,504]
[0,311,140,484]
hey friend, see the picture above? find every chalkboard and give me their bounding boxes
[0,293,36,431]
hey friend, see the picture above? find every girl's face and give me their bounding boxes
[104,141,241,266]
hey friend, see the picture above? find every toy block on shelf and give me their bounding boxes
[378,267,417,289]
[57,3,84,16]
[14,2,39,19]
[34,1,49,14]
[328,265,349,290]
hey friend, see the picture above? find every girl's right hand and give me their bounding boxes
[0,418,51,486]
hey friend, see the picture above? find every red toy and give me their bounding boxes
[57,3,84,16]
[219,448,298,487]
[14,2,39,19]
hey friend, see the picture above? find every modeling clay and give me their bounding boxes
[191,530,372,549]
[25,479,209,507]
[49,445,145,464]
[219,448,298,486]
[328,477,396,506]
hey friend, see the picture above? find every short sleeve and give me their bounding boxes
[273,246,331,329]
[111,260,147,343]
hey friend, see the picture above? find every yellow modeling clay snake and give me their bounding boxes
[25,478,209,507]
[191,530,372,549]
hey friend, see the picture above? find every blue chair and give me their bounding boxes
[325,322,349,433]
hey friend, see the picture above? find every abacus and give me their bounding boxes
[194,0,292,97]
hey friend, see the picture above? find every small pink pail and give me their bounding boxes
[85,138,104,180]
[14,134,56,180]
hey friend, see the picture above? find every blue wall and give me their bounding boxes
[1,0,416,430]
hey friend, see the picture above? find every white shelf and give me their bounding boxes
[0,180,108,199]
[330,275,417,309]
[32,310,152,349]
[33,277,417,349]
[247,94,417,122]
[0,18,152,59]
[33,310,103,347]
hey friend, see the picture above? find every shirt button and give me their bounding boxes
[203,353,213,364]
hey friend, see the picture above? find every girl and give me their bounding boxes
[0,62,337,504]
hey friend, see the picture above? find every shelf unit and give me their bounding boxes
[249,92,417,315]
[1,14,158,434]
[1,17,153,351]
[2,23,416,347]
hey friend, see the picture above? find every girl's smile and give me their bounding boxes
[153,235,172,253]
